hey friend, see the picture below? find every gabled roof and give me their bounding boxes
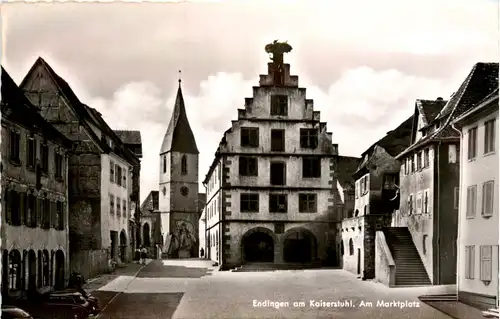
[417,98,447,128]
[397,62,499,159]
[453,88,499,126]
[436,62,498,121]
[337,156,361,188]
[140,190,159,214]
[160,83,199,155]
[354,115,413,178]
[114,130,142,145]
[1,67,73,149]
[20,57,139,166]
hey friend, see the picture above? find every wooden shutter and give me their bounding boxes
[5,189,12,224]
[480,246,492,281]
[465,246,470,278]
[19,192,25,225]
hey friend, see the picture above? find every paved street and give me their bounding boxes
[89,259,457,319]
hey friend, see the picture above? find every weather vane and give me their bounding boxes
[178,70,182,86]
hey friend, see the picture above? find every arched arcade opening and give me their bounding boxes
[283,228,317,263]
[241,228,275,263]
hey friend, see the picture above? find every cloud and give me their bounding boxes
[89,64,458,201]
[3,0,497,202]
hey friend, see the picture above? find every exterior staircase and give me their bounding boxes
[384,227,431,286]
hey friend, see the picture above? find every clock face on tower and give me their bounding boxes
[181,186,189,196]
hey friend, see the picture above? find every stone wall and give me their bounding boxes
[70,249,109,281]
[375,230,395,286]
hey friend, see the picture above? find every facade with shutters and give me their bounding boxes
[202,50,339,269]
[1,68,73,298]
[452,89,499,310]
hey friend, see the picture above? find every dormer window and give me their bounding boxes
[270,95,288,116]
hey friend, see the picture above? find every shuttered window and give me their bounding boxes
[466,185,477,218]
[481,180,494,217]
[480,245,493,281]
[464,245,475,279]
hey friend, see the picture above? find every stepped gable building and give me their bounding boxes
[157,79,200,259]
[114,130,143,250]
[452,88,499,310]
[202,42,338,269]
[1,67,73,297]
[342,115,413,280]
[19,57,141,279]
[391,62,498,287]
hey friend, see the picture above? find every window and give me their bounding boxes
[468,127,478,160]
[480,245,493,282]
[239,157,258,176]
[300,129,318,149]
[5,190,21,226]
[8,250,21,290]
[117,197,121,216]
[416,192,423,214]
[56,201,64,230]
[241,127,259,147]
[349,238,354,255]
[40,143,49,173]
[269,194,287,213]
[123,200,127,218]
[41,199,51,229]
[10,130,20,163]
[110,161,115,183]
[423,235,428,255]
[454,187,459,210]
[340,240,345,255]
[410,155,415,173]
[36,198,42,227]
[302,157,321,178]
[240,194,259,212]
[26,194,36,227]
[270,129,285,152]
[448,144,458,163]
[361,175,369,194]
[299,194,317,213]
[424,148,430,167]
[274,222,285,234]
[416,152,422,170]
[355,181,359,198]
[482,180,494,217]
[42,250,49,286]
[383,174,397,190]
[55,153,63,179]
[27,136,37,168]
[123,170,127,188]
[163,155,167,173]
[270,95,288,116]
[116,165,122,187]
[408,194,413,215]
[110,194,115,214]
[484,119,496,154]
[424,190,430,214]
[466,185,477,218]
[181,155,188,175]
[465,245,475,279]
[270,162,286,185]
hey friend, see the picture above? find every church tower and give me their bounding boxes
[159,78,199,258]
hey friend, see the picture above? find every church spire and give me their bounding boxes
[160,75,199,155]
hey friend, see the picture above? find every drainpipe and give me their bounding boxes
[451,122,463,295]
[436,140,441,285]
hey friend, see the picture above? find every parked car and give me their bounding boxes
[41,291,93,318]
[1,305,34,319]
[54,288,100,315]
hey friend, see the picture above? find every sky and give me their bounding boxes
[2,0,498,202]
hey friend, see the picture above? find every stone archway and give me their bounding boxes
[8,250,22,292]
[120,230,127,262]
[241,227,276,263]
[2,250,8,295]
[283,228,318,263]
[143,223,151,247]
[54,250,65,290]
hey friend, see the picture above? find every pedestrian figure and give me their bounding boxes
[135,247,141,264]
[200,247,204,258]
[141,246,148,265]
